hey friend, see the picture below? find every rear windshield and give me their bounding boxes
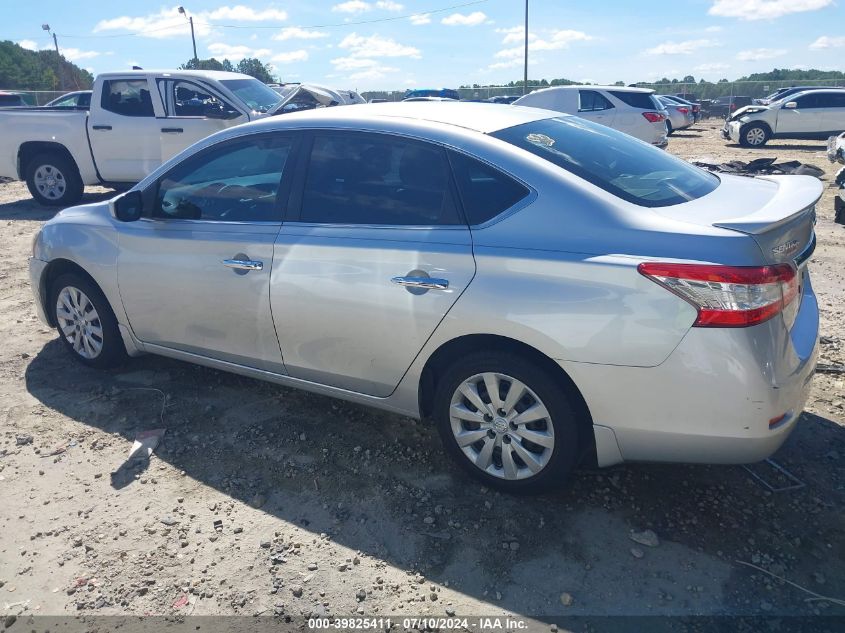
[491,117,719,208]
[608,90,658,110]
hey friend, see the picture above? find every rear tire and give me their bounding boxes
[49,273,127,369]
[433,351,580,494]
[666,121,674,136]
[739,124,770,148]
[25,152,84,207]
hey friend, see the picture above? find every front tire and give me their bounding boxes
[739,124,770,148]
[433,351,580,494]
[25,152,84,207]
[50,273,126,368]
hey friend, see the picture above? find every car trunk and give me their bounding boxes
[654,173,821,266]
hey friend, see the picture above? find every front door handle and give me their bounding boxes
[223,259,263,271]
[161,127,184,133]
[391,276,449,290]
[92,125,112,130]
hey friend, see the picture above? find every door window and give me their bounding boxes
[157,79,240,118]
[299,133,462,225]
[794,94,823,109]
[155,135,293,222]
[578,90,614,112]
[101,79,155,117]
[449,152,529,225]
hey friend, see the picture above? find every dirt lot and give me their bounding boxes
[0,118,843,629]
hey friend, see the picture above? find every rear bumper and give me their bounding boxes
[28,257,51,326]
[571,272,818,466]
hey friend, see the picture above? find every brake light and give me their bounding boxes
[677,107,690,114]
[642,111,665,123]
[637,263,798,327]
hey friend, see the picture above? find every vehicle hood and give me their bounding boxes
[654,173,821,265]
[267,83,364,114]
[47,200,114,228]
[728,104,770,121]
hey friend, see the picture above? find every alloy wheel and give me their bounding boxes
[33,164,67,201]
[55,286,104,359]
[746,127,766,146]
[449,372,555,480]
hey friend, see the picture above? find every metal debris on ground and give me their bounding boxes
[743,458,806,492]
[816,363,845,375]
[692,157,826,178]
[126,428,166,463]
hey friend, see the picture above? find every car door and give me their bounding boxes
[270,131,476,397]
[88,77,163,181]
[156,78,249,164]
[577,90,616,128]
[776,93,824,135]
[822,92,845,133]
[117,133,298,372]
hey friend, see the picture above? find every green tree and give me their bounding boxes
[235,58,275,83]
[0,40,93,92]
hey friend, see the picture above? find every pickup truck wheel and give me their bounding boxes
[25,153,84,207]
[739,124,769,148]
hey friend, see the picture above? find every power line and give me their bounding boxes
[48,0,489,39]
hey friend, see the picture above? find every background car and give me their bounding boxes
[486,95,520,104]
[29,102,818,493]
[44,90,92,108]
[659,94,701,122]
[513,85,669,147]
[657,96,694,134]
[0,91,28,107]
[755,86,843,105]
[404,88,460,101]
[706,95,753,119]
[402,96,458,102]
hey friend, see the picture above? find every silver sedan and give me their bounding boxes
[657,96,695,134]
[29,103,820,493]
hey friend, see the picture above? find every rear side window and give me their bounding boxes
[101,79,154,117]
[492,117,719,208]
[449,152,529,225]
[0,94,24,106]
[299,133,462,226]
[608,90,657,110]
[578,90,614,112]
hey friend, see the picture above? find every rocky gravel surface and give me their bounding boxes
[0,119,843,628]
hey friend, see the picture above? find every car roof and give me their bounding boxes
[525,85,654,94]
[96,69,250,81]
[243,102,562,135]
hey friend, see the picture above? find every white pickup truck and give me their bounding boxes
[0,69,287,205]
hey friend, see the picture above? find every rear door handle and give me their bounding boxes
[92,125,112,130]
[161,127,184,133]
[391,276,449,290]
[223,259,263,271]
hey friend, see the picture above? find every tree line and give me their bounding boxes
[0,40,94,91]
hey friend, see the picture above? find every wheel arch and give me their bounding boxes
[18,141,81,181]
[41,259,104,327]
[741,119,773,138]
[418,333,597,465]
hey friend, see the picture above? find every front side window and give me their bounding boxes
[101,80,154,117]
[219,79,282,114]
[449,152,529,225]
[492,117,719,208]
[160,80,240,118]
[794,94,823,109]
[155,135,293,222]
[299,133,462,226]
[578,90,613,112]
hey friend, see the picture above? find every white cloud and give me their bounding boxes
[409,14,431,25]
[207,42,272,60]
[494,29,592,60]
[810,35,845,49]
[644,39,719,55]
[332,0,371,13]
[704,25,723,32]
[17,40,38,51]
[205,5,287,21]
[441,11,488,26]
[736,47,787,61]
[708,0,832,20]
[62,48,106,62]
[273,27,329,41]
[94,5,287,39]
[338,32,421,58]
[271,49,309,63]
[375,1,404,10]
[331,57,398,80]
[694,62,730,72]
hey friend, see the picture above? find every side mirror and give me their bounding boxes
[110,190,143,222]
[784,101,798,109]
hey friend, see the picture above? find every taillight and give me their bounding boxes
[642,111,665,123]
[638,263,798,327]
[677,107,690,114]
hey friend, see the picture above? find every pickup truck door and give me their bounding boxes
[88,77,163,182]
[776,93,825,135]
[156,78,249,164]
[117,133,297,372]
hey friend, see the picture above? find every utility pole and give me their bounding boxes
[42,24,62,91]
[178,6,198,62]
[523,0,529,95]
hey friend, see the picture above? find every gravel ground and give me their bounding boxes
[0,119,843,628]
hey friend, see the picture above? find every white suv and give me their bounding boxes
[722,89,845,147]
[513,86,669,148]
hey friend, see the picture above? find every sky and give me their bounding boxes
[4,0,844,91]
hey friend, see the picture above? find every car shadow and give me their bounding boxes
[0,189,118,221]
[23,338,845,619]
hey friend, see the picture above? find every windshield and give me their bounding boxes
[492,117,719,207]
[220,79,283,113]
